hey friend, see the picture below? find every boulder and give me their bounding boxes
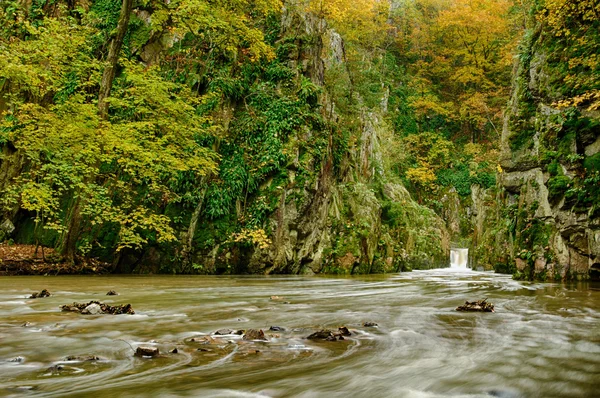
[243,329,267,341]
[338,326,351,336]
[60,301,135,315]
[135,347,159,357]
[0,219,15,241]
[81,303,102,315]
[456,299,495,312]
[307,329,338,341]
[29,289,51,299]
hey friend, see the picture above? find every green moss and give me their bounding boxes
[584,153,600,174]
[547,175,570,202]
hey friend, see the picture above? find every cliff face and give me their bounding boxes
[476,9,600,280]
[188,3,449,275]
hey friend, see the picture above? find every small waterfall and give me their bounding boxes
[450,248,469,269]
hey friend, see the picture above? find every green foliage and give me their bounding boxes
[0,4,218,260]
[584,153,600,174]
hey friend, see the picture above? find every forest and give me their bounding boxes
[0,0,598,280]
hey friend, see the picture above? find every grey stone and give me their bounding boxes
[81,303,102,315]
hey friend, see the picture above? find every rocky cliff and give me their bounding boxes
[186,3,449,275]
[476,7,600,280]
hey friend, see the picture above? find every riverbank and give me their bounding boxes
[0,243,109,276]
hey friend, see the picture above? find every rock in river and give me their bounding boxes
[214,329,243,335]
[243,329,267,341]
[60,301,135,315]
[456,299,495,312]
[307,329,341,341]
[135,347,159,357]
[338,326,351,336]
[81,303,102,315]
[65,355,101,361]
[106,290,118,296]
[29,289,51,299]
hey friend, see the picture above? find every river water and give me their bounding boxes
[0,270,598,398]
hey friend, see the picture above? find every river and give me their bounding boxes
[0,270,598,397]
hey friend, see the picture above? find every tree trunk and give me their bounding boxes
[182,184,207,272]
[61,200,83,264]
[97,0,133,119]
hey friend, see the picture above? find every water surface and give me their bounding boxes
[1,270,598,397]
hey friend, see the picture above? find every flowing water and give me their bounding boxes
[0,270,599,398]
[450,249,469,269]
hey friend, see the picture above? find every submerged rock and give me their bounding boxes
[65,355,100,361]
[60,301,135,315]
[338,326,351,336]
[190,336,215,344]
[269,326,285,332]
[135,347,159,357]
[363,322,378,327]
[7,356,25,363]
[456,299,495,313]
[214,329,243,335]
[307,329,337,341]
[243,329,267,341]
[29,289,51,299]
[46,364,64,373]
[106,290,118,296]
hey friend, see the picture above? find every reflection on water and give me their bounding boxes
[0,271,599,397]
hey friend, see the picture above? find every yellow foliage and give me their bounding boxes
[406,164,437,189]
[232,228,272,250]
[307,0,389,46]
[539,0,598,36]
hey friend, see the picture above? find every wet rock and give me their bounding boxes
[47,364,64,372]
[21,322,32,327]
[307,329,337,341]
[190,336,215,344]
[106,290,118,296]
[60,301,135,315]
[243,329,267,341]
[7,356,25,363]
[338,326,351,336]
[197,348,212,352]
[456,299,495,313]
[169,348,178,354]
[65,355,100,361]
[29,289,51,299]
[214,328,240,335]
[363,322,378,327]
[61,305,81,312]
[269,326,285,332]
[81,303,102,315]
[135,347,159,357]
